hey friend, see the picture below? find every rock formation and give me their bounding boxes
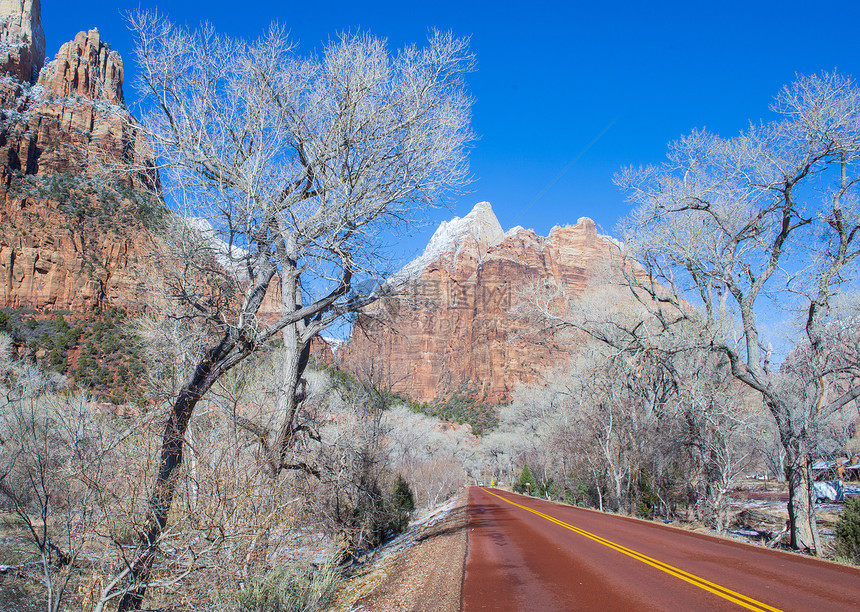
[38,28,123,105]
[0,1,161,312]
[340,202,629,403]
[0,0,44,83]
[0,3,336,382]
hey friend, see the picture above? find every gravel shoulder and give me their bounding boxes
[333,491,469,612]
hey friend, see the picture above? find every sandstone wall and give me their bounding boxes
[341,210,626,403]
[0,2,161,312]
[0,0,44,83]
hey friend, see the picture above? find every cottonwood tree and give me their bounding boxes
[119,12,473,608]
[384,405,473,507]
[614,72,860,553]
[519,282,775,525]
[515,284,677,507]
[673,349,765,532]
[489,338,764,524]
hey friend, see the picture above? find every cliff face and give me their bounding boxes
[0,0,44,83]
[38,28,123,104]
[340,202,626,403]
[0,1,161,312]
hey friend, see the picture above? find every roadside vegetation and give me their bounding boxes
[481,341,778,532]
[0,329,471,611]
[513,71,860,556]
[2,7,860,608]
[835,499,860,564]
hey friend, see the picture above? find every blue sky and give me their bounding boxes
[42,1,860,264]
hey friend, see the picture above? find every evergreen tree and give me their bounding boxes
[386,475,416,535]
[835,498,860,563]
[516,464,537,495]
[391,475,415,513]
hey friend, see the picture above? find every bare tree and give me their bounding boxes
[0,334,71,612]
[0,334,143,612]
[674,349,766,532]
[119,12,473,608]
[516,279,773,526]
[614,72,860,553]
[385,405,473,507]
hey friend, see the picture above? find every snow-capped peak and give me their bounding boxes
[322,336,344,353]
[183,216,249,273]
[395,201,505,280]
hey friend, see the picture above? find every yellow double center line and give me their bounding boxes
[481,488,782,612]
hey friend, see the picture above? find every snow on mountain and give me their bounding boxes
[184,216,249,274]
[393,201,505,282]
[322,336,345,353]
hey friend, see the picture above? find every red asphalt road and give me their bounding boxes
[461,487,860,611]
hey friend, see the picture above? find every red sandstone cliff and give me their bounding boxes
[0,2,332,382]
[0,1,161,312]
[0,0,44,83]
[340,202,628,403]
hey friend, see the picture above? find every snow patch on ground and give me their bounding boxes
[340,491,466,612]
[352,493,462,565]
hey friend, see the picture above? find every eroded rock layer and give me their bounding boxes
[0,0,44,83]
[340,202,625,403]
[0,1,160,312]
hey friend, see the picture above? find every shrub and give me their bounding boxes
[563,480,591,507]
[630,469,660,518]
[388,475,416,534]
[835,498,860,564]
[48,348,65,370]
[406,382,499,435]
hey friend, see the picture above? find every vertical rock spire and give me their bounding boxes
[38,28,124,104]
[0,3,162,314]
[0,0,45,83]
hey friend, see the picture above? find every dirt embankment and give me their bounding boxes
[333,492,469,612]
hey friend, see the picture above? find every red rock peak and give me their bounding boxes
[38,28,124,105]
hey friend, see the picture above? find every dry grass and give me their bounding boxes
[0,513,44,612]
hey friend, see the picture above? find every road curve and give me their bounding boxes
[461,487,860,611]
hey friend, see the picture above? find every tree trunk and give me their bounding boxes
[785,448,820,554]
[270,263,311,471]
[765,394,821,555]
[271,324,307,468]
[118,337,234,610]
[596,480,604,512]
